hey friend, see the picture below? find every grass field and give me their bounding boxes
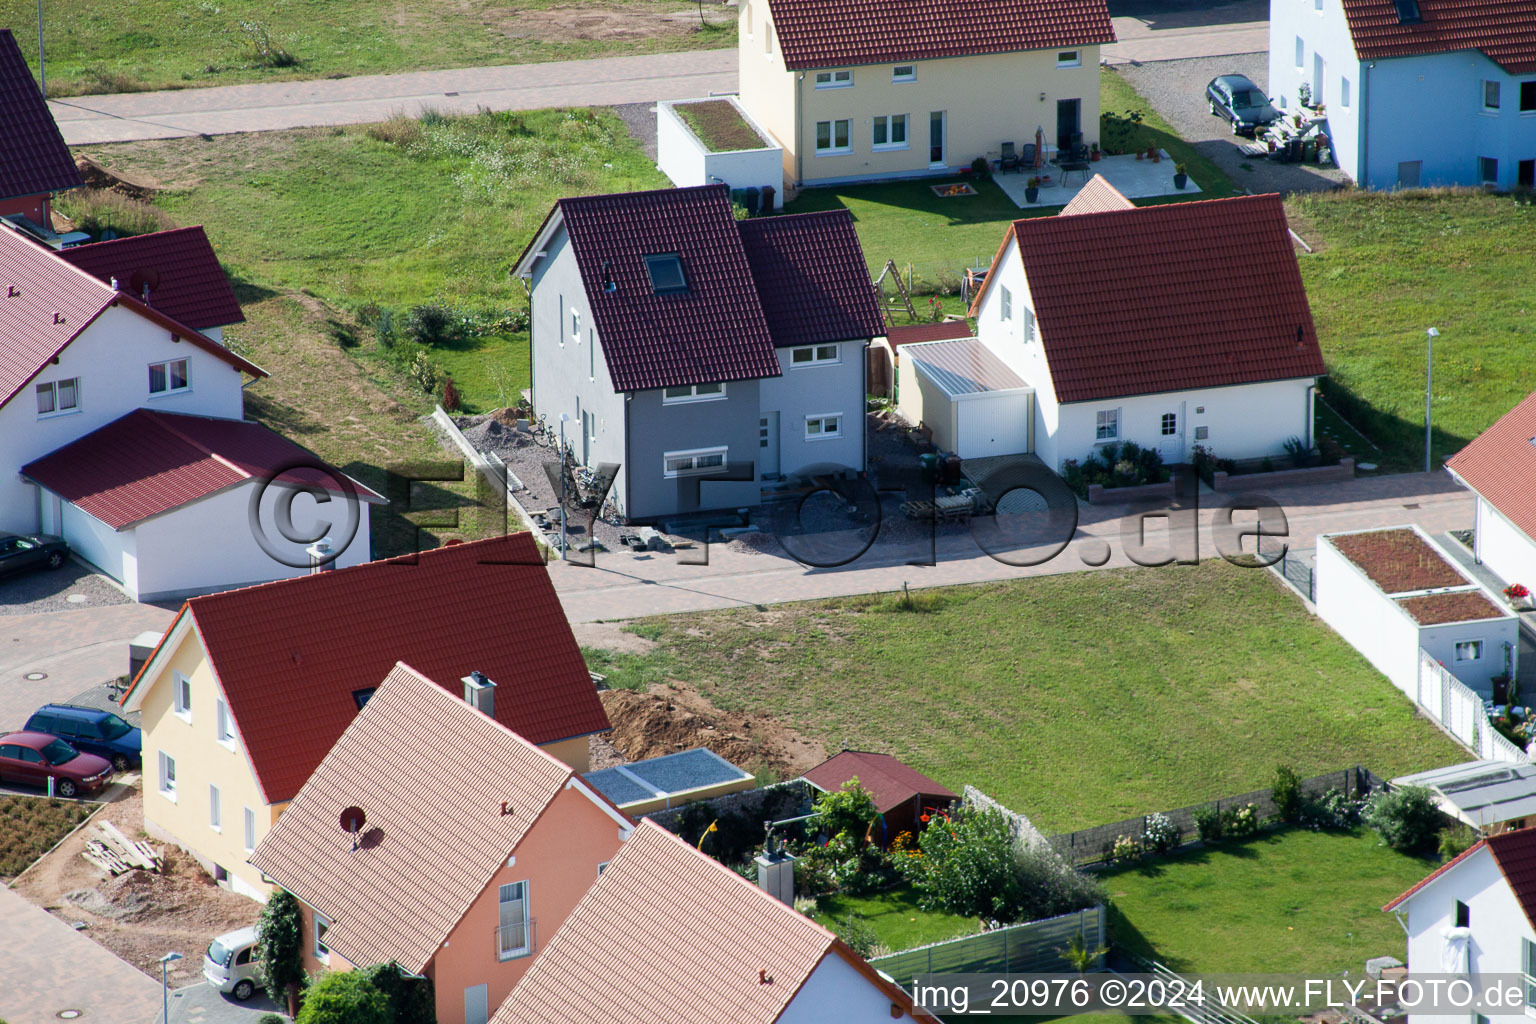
[5,0,733,95]
[813,884,980,953]
[1104,828,1429,975]
[588,562,1466,833]
[0,796,94,878]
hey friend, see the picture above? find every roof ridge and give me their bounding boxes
[137,409,254,481]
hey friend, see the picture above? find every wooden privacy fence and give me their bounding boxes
[1045,766,1388,867]
[872,905,1105,980]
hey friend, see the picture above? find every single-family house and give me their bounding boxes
[250,661,632,1024]
[1446,390,1536,598]
[0,28,82,230]
[955,179,1324,469]
[514,184,885,521]
[802,749,957,848]
[736,0,1114,188]
[490,819,938,1024]
[118,533,612,901]
[1316,526,1519,697]
[1270,0,1536,189]
[1394,760,1536,834]
[1383,827,1536,1024]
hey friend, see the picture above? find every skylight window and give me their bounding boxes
[644,254,688,295]
[1393,0,1420,22]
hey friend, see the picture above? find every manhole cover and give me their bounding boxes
[24,671,47,680]
[57,1011,82,1020]
[66,594,88,604]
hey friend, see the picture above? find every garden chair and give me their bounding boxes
[998,141,1022,173]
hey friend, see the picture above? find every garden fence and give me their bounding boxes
[1417,651,1529,764]
[871,905,1105,980]
[1259,533,1315,603]
[1044,766,1387,868]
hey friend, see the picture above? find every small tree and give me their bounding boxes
[1365,786,1443,854]
[255,888,307,1014]
[810,779,880,843]
[1272,765,1304,824]
[296,972,391,1024]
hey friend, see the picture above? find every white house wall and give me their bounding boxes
[777,952,917,1024]
[759,340,867,476]
[975,236,1059,468]
[1419,614,1518,696]
[0,304,247,533]
[61,498,136,595]
[1474,496,1536,595]
[1269,0,1364,180]
[1315,535,1421,696]
[656,99,785,209]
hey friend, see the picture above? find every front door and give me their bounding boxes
[759,411,780,478]
[1158,403,1187,465]
[929,111,946,167]
[1056,98,1081,151]
[464,984,488,1024]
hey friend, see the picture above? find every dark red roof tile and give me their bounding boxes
[0,29,81,202]
[766,0,1115,70]
[1488,827,1536,930]
[124,533,611,805]
[887,320,975,347]
[803,750,957,814]
[1341,0,1536,72]
[738,210,885,348]
[1446,390,1536,543]
[1008,193,1324,403]
[59,227,245,330]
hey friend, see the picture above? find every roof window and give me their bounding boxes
[643,254,688,295]
[1393,0,1421,22]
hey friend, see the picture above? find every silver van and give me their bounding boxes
[203,925,262,1000]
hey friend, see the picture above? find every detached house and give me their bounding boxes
[514,184,885,521]
[737,0,1114,187]
[119,533,612,901]
[1446,390,1536,597]
[251,662,632,1024]
[955,178,1324,469]
[491,820,937,1024]
[1383,827,1536,1024]
[0,28,82,229]
[1270,0,1536,189]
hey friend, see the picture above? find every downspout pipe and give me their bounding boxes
[520,275,534,410]
[1359,63,1372,187]
[795,72,805,188]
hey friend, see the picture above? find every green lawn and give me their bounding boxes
[1104,828,1430,975]
[586,562,1466,833]
[5,0,733,95]
[813,884,980,954]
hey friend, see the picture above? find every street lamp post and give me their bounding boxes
[159,951,183,1024]
[36,0,45,97]
[558,413,571,556]
[1425,327,1440,473]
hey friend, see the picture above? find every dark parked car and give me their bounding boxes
[0,532,68,577]
[24,704,142,771]
[0,732,112,798]
[1206,74,1281,135]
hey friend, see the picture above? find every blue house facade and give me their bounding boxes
[1271,0,1536,190]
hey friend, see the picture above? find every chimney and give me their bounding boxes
[306,536,334,574]
[463,671,496,718]
[754,823,795,905]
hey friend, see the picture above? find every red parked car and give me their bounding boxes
[0,731,112,797]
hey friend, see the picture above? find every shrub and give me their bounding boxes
[1142,812,1180,855]
[359,962,435,1024]
[1365,786,1443,854]
[402,302,470,348]
[1437,825,1478,860]
[257,1015,285,1024]
[237,21,298,68]
[971,156,991,177]
[366,114,424,148]
[409,351,442,395]
[830,913,886,959]
[1059,441,1166,497]
[1105,833,1142,865]
[255,888,306,1008]
[1272,765,1303,823]
[810,780,880,843]
[1301,788,1362,831]
[1221,803,1259,840]
[1193,804,1223,843]
[440,376,462,412]
[55,189,175,239]
[296,972,390,1024]
[795,828,896,896]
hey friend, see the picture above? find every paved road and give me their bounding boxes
[549,473,1474,622]
[169,982,285,1024]
[52,1,1269,146]
[0,884,163,1024]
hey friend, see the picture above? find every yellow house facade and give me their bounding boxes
[736,0,1114,188]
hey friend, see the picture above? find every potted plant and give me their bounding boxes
[1151,146,1161,163]
[1090,141,1101,162]
[1173,163,1188,189]
[1025,176,1041,203]
[970,155,990,178]
[1505,582,1532,610]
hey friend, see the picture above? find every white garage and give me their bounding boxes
[897,339,1034,458]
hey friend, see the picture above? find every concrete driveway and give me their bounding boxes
[168,982,286,1024]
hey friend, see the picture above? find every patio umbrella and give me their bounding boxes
[1033,126,1045,171]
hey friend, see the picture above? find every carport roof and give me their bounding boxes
[1394,760,1536,826]
[903,338,1029,399]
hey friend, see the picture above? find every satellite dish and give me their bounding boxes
[340,806,366,834]
[127,268,161,299]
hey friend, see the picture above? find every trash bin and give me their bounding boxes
[942,453,964,483]
[759,185,776,212]
[743,187,760,216]
[731,187,748,207]
[920,452,941,483]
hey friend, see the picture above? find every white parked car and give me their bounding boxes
[203,925,263,1001]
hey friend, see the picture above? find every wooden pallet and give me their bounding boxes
[81,820,162,876]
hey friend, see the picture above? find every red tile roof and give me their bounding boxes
[738,210,885,348]
[492,819,932,1023]
[1384,827,1536,931]
[529,185,783,393]
[0,29,82,202]
[121,532,611,805]
[765,0,1115,70]
[58,227,245,330]
[249,662,591,974]
[1446,390,1536,544]
[1382,837,1487,910]
[1340,0,1536,72]
[803,750,958,814]
[886,320,975,347]
[0,225,265,409]
[21,409,383,530]
[995,193,1324,403]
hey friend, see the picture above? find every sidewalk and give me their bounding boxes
[1104,0,1269,64]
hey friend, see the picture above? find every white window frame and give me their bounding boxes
[497,881,531,961]
[1341,76,1352,108]
[805,413,843,440]
[157,750,177,801]
[1161,413,1178,436]
[790,344,839,367]
[764,22,773,56]
[571,308,581,345]
[1483,80,1501,111]
[588,328,596,381]
[215,697,236,750]
[872,113,909,150]
[148,358,190,397]
[173,672,192,722]
[1455,640,1484,661]
[1521,938,1536,1014]
[814,69,852,89]
[314,912,332,964]
[661,381,726,405]
[892,65,916,83]
[1000,285,1013,321]
[1096,408,1120,442]
[1024,307,1037,343]
[36,377,81,418]
[663,446,728,478]
[1057,50,1082,68]
[597,861,610,875]
[243,806,257,853]
[209,783,222,832]
[815,119,852,156]
[1295,35,1305,70]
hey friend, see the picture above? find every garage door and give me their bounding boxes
[957,393,1032,458]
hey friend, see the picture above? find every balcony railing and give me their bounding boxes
[495,918,537,961]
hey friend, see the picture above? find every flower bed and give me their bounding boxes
[1329,528,1467,593]
[1062,440,1169,500]
[1397,590,1506,625]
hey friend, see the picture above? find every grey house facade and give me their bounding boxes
[515,185,884,521]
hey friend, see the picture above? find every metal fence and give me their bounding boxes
[872,906,1105,979]
[1044,766,1387,867]
[1417,651,1530,764]
[1260,532,1315,603]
